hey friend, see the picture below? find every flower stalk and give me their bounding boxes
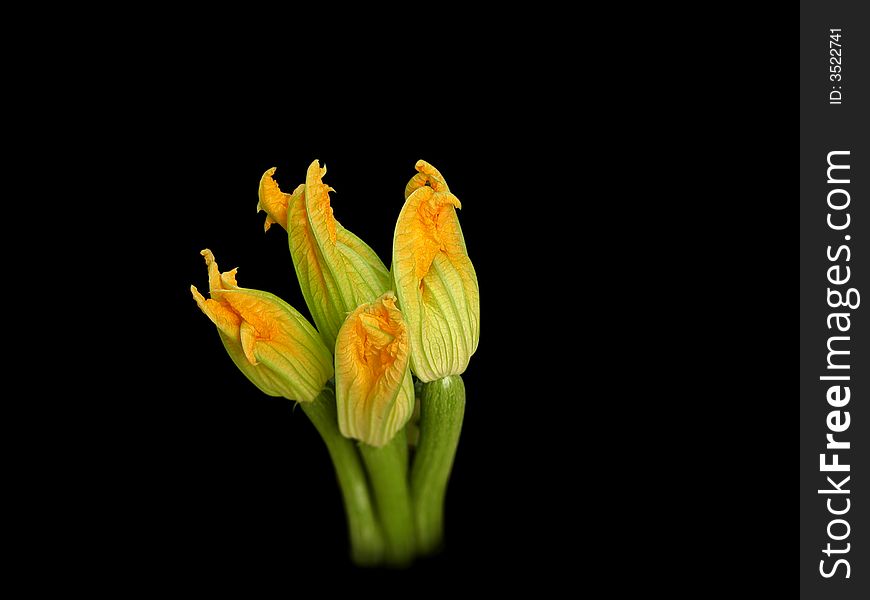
[410,375,466,555]
[359,429,416,566]
[300,387,384,565]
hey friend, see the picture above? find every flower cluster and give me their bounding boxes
[192,159,479,565]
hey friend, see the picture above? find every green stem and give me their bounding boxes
[301,389,384,566]
[359,430,415,566]
[410,375,465,555]
[396,420,409,471]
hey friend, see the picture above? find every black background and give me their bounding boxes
[145,107,579,587]
[66,5,868,591]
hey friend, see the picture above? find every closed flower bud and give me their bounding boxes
[258,161,391,350]
[334,292,414,447]
[392,161,480,382]
[191,249,333,402]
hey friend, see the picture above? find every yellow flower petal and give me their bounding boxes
[335,292,414,447]
[287,175,347,348]
[258,167,304,232]
[392,162,480,382]
[397,186,462,280]
[191,284,242,342]
[305,160,338,244]
[190,250,242,340]
[404,159,450,199]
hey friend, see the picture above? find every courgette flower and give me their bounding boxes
[334,292,414,447]
[392,161,480,382]
[258,161,391,350]
[191,249,333,402]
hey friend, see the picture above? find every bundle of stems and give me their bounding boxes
[305,376,465,566]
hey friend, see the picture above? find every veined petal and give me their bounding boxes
[337,231,392,307]
[404,159,450,199]
[287,179,348,349]
[203,248,226,293]
[304,160,354,306]
[305,160,338,245]
[216,330,287,398]
[191,284,242,341]
[335,292,414,447]
[258,168,304,232]
[395,186,462,280]
[191,249,244,340]
[392,162,479,382]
